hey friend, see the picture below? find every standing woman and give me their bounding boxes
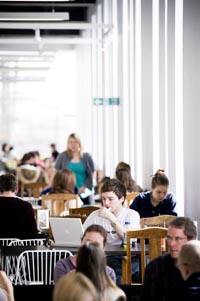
[130,169,177,217]
[55,133,95,205]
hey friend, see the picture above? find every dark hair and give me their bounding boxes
[115,162,131,172]
[101,178,126,200]
[151,169,169,189]
[0,173,18,193]
[116,168,142,193]
[168,217,197,239]
[1,143,9,153]
[76,243,114,294]
[83,224,107,246]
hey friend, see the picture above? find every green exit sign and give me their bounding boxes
[93,97,120,106]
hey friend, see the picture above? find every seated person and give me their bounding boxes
[16,152,42,185]
[140,217,197,301]
[76,242,126,301]
[53,224,116,284]
[0,173,38,239]
[83,178,140,283]
[41,169,83,209]
[130,169,177,217]
[115,161,143,193]
[166,240,200,301]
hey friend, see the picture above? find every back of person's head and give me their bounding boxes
[115,162,131,173]
[51,169,75,194]
[101,178,126,200]
[0,173,17,193]
[178,240,200,274]
[168,217,197,239]
[76,243,114,294]
[115,168,137,192]
[53,272,99,301]
[50,143,56,149]
[97,176,110,195]
[1,143,9,153]
[83,224,107,246]
[20,152,35,164]
[151,169,169,189]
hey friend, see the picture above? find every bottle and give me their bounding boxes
[123,221,131,249]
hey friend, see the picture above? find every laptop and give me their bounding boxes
[49,217,84,247]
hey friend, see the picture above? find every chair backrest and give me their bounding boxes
[0,238,20,246]
[41,193,79,216]
[140,215,177,228]
[122,227,168,284]
[8,239,46,247]
[124,192,139,207]
[14,249,73,285]
[69,206,99,218]
[20,182,47,198]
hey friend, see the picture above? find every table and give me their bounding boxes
[0,243,142,257]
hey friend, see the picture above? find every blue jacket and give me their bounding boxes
[130,191,177,217]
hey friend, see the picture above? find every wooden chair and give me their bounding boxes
[20,182,47,198]
[69,206,99,219]
[41,193,79,216]
[122,227,168,284]
[124,192,139,207]
[140,215,177,228]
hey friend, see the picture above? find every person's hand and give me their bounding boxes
[0,271,14,301]
[98,207,116,223]
[78,186,86,194]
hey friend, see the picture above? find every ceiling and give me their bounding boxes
[0,0,97,38]
[0,1,113,82]
[0,0,106,53]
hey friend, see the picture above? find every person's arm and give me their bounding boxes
[98,208,126,240]
[165,193,177,216]
[53,257,74,284]
[0,271,14,301]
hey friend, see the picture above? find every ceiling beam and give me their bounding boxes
[0,21,113,30]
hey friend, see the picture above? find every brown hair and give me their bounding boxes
[51,169,75,194]
[76,243,115,294]
[101,178,126,200]
[151,169,169,189]
[168,217,197,239]
[0,173,17,193]
[66,133,82,158]
[82,224,107,246]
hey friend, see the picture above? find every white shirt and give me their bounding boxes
[83,207,140,245]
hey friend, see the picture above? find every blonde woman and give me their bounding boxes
[53,272,100,301]
[55,133,95,205]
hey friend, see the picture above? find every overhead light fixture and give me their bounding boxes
[0,12,70,22]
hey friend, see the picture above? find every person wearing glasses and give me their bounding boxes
[165,240,200,301]
[140,217,197,301]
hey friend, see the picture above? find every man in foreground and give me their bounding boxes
[140,216,197,301]
[166,240,200,301]
[53,224,116,283]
